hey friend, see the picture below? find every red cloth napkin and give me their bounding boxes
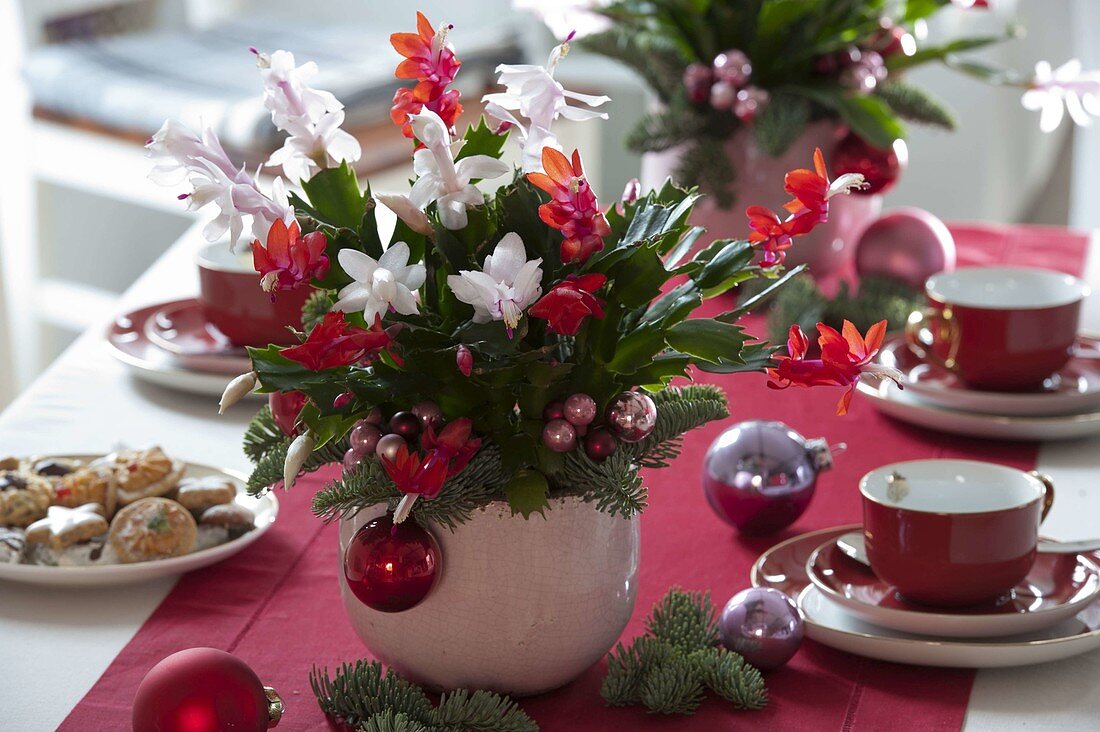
[61,223,1091,731]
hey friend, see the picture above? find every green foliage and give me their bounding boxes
[876,81,956,129]
[602,588,768,715]
[242,407,347,494]
[753,91,810,156]
[311,660,537,732]
[455,117,509,164]
[629,385,728,469]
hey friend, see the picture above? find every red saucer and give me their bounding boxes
[806,540,1100,638]
[141,299,252,375]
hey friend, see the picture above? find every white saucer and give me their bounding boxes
[798,585,1100,668]
[0,458,276,587]
[857,379,1100,441]
[879,337,1100,417]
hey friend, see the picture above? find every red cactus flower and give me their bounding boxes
[252,219,329,294]
[389,12,464,138]
[281,312,392,371]
[746,148,865,268]
[529,274,607,335]
[527,147,611,264]
[380,442,449,499]
[421,417,481,476]
[767,319,900,415]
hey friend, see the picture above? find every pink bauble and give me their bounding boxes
[411,401,443,431]
[350,421,382,455]
[563,393,597,427]
[343,448,364,474]
[542,419,578,453]
[375,433,406,462]
[855,207,956,290]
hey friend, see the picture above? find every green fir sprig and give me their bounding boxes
[602,588,768,715]
[310,660,537,732]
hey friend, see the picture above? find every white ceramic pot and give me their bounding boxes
[338,496,640,696]
[641,121,882,278]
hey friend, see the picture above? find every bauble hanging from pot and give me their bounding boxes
[702,420,837,535]
[854,207,956,291]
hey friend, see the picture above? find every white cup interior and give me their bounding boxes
[196,241,254,273]
[860,459,1042,514]
[926,266,1088,310]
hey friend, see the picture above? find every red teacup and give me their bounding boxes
[906,266,1089,390]
[196,242,309,347]
[860,459,1054,607]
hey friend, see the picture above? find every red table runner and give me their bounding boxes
[62,223,1091,730]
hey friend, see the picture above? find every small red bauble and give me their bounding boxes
[542,401,565,421]
[389,411,421,440]
[132,647,282,732]
[268,391,307,437]
[411,400,443,431]
[831,133,907,195]
[584,428,618,461]
[343,515,441,613]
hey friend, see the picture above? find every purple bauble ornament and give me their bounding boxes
[713,49,752,86]
[542,419,578,453]
[584,428,618,461]
[389,411,421,440]
[709,80,737,110]
[702,420,834,535]
[840,49,886,93]
[411,401,443,431]
[563,393,598,427]
[682,62,713,104]
[375,433,406,462]
[605,392,657,443]
[855,207,957,290]
[719,587,803,670]
[733,86,769,123]
[365,407,384,426]
[350,421,382,456]
[543,401,565,421]
[343,448,364,474]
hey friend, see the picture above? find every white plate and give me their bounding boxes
[857,379,1100,441]
[0,459,276,587]
[879,338,1100,417]
[799,585,1100,668]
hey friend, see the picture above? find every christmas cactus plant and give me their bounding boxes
[149,12,889,529]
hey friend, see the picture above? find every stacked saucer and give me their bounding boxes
[751,525,1100,667]
[858,336,1100,440]
[107,298,256,397]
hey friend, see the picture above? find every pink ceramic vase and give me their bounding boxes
[640,121,882,278]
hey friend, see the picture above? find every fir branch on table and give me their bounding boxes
[628,385,729,469]
[601,588,767,716]
[311,660,537,732]
[875,81,957,129]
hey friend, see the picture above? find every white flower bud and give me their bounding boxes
[376,194,433,236]
[393,494,419,524]
[218,372,257,414]
[283,433,316,489]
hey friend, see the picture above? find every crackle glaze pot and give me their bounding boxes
[339,496,640,696]
[641,121,882,278]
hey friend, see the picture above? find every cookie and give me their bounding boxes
[0,527,25,564]
[32,457,81,480]
[98,447,185,505]
[108,497,197,563]
[199,503,254,538]
[0,470,53,527]
[176,476,237,512]
[25,503,109,551]
[53,465,119,517]
[0,457,20,471]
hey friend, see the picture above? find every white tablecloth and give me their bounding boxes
[1,223,1099,730]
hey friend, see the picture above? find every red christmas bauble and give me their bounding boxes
[268,391,307,437]
[343,515,441,612]
[831,133,907,195]
[132,648,281,732]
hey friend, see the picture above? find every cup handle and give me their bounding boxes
[905,306,960,370]
[1028,471,1055,522]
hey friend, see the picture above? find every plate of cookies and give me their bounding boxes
[0,447,277,586]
